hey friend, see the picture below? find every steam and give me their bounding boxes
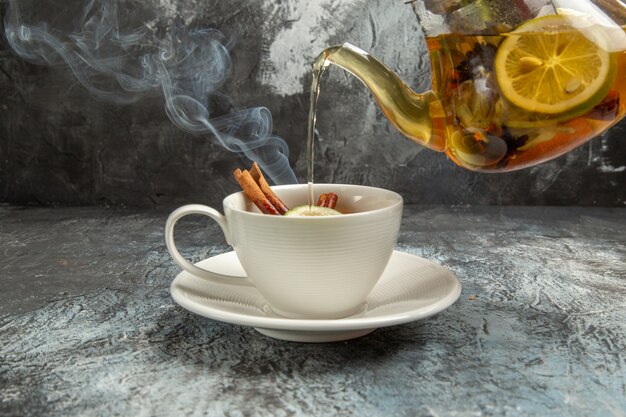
[3,0,297,184]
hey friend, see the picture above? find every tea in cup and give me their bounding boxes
[165,183,403,319]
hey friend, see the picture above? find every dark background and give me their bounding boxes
[0,0,624,208]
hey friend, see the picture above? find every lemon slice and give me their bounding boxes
[495,15,615,115]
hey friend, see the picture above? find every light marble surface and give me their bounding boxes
[1,205,624,416]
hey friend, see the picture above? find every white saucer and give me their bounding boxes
[170,251,461,342]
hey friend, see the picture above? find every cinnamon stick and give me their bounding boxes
[249,162,289,214]
[317,192,338,209]
[233,168,281,215]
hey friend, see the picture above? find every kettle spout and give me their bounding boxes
[316,43,445,151]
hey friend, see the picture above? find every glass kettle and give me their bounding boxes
[309,0,626,172]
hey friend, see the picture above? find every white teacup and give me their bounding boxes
[165,183,403,319]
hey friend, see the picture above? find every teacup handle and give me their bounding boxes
[165,204,254,287]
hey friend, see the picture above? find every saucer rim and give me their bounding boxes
[170,250,462,332]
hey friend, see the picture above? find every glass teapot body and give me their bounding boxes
[315,0,626,172]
